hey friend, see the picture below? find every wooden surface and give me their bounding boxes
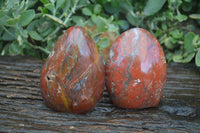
[0,56,200,133]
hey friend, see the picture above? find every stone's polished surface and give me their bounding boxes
[106,28,167,109]
[40,26,105,114]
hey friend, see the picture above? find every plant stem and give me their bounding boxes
[27,42,50,55]
[64,0,79,25]
[44,27,60,41]
[162,25,194,34]
[45,14,67,27]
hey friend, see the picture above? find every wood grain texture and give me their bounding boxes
[0,56,200,132]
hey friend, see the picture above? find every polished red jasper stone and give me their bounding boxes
[106,28,167,109]
[40,26,105,114]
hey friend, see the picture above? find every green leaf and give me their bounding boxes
[161,23,167,31]
[0,9,8,18]
[172,54,183,62]
[9,42,23,55]
[0,15,9,26]
[176,14,188,22]
[46,39,55,51]
[164,37,175,50]
[93,4,102,14]
[56,0,65,9]
[49,0,56,4]
[29,31,43,41]
[182,52,195,63]
[91,15,109,32]
[173,52,195,63]
[21,28,28,38]
[183,52,195,63]
[185,24,195,31]
[170,37,178,44]
[2,28,16,41]
[155,29,162,37]
[192,35,200,47]
[169,30,183,39]
[119,0,133,13]
[144,0,166,16]
[40,7,49,14]
[82,7,92,16]
[78,0,90,7]
[20,10,35,26]
[126,12,138,26]
[166,11,174,21]
[40,27,54,37]
[98,37,110,49]
[72,16,86,26]
[182,2,192,12]
[184,32,195,53]
[19,0,25,11]
[168,0,182,10]
[5,0,15,9]
[60,0,71,18]
[44,3,55,13]
[27,0,38,8]
[118,20,129,31]
[104,3,119,14]
[1,44,9,56]
[37,20,51,33]
[40,0,49,4]
[189,14,200,20]
[195,49,200,67]
[6,16,20,25]
[27,19,40,31]
[108,24,119,32]
[111,0,120,8]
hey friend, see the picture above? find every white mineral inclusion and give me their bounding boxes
[132,28,140,44]
[130,29,140,57]
[49,50,55,57]
[74,102,78,107]
[57,83,62,94]
[141,60,152,73]
[110,49,114,59]
[132,79,141,87]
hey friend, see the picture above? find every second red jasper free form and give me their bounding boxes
[106,28,167,109]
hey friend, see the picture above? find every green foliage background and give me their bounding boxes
[0,0,200,66]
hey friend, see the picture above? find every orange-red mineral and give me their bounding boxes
[40,26,105,114]
[106,28,167,109]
